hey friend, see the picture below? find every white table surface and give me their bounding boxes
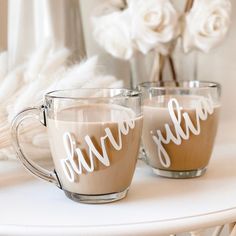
[0,122,236,236]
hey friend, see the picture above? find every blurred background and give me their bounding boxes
[0,0,235,123]
[0,0,235,140]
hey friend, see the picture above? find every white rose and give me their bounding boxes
[183,0,231,53]
[128,0,179,55]
[92,11,134,60]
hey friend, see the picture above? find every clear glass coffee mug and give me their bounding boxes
[138,81,221,179]
[11,89,143,203]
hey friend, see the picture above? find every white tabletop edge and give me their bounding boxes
[1,207,236,236]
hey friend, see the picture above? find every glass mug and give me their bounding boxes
[11,89,143,203]
[138,81,221,178]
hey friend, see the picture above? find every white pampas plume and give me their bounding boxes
[0,65,25,103]
[0,42,123,161]
[24,40,53,82]
[54,56,98,90]
[40,48,70,75]
[11,80,46,118]
[82,75,116,88]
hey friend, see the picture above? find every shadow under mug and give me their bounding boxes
[138,80,221,179]
[11,88,143,203]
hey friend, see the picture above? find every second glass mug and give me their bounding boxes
[138,80,221,179]
[11,89,143,203]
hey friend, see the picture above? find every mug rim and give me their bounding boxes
[138,80,221,91]
[45,88,141,100]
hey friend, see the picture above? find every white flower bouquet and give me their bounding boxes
[92,0,231,83]
[183,0,231,53]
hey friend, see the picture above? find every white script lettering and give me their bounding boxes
[61,118,135,182]
[151,97,214,168]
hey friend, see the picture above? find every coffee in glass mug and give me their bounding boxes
[139,81,221,178]
[11,89,143,203]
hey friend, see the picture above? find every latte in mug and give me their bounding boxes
[142,94,220,178]
[11,88,143,203]
[48,104,143,195]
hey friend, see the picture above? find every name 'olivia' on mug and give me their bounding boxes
[12,88,143,203]
[60,115,135,182]
[47,103,143,197]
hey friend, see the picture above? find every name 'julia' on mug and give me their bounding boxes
[151,97,214,168]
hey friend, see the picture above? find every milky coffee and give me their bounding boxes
[142,95,220,172]
[47,104,143,195]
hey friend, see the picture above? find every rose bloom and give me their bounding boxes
[128,0,179,55]
[183,0,231,53]
[92,11,134,60]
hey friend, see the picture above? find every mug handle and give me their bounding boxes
[11,106,61,188]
